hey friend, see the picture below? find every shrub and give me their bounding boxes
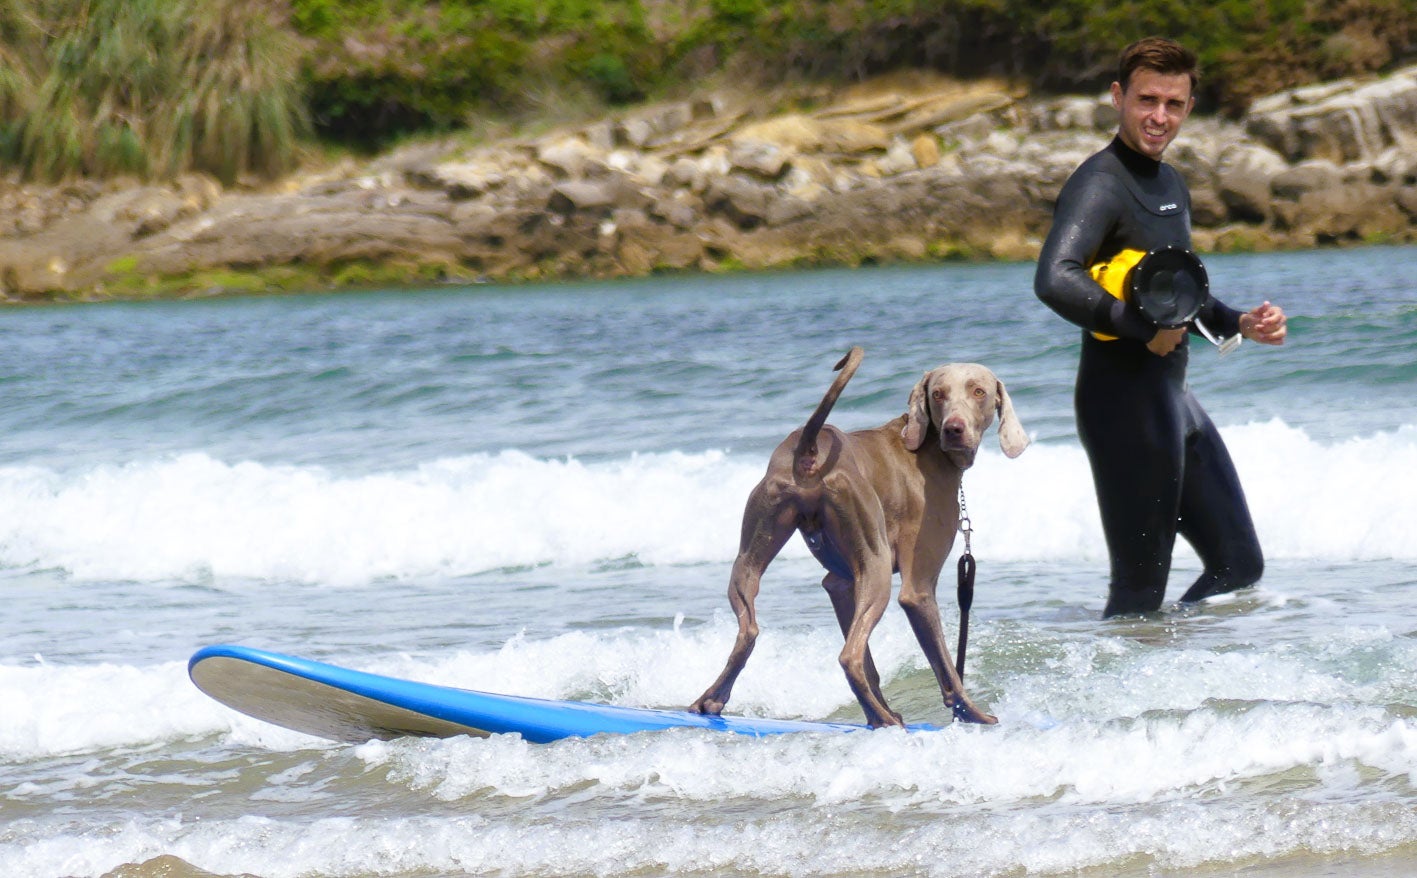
[292,0,661,146]
[0,0,308,183]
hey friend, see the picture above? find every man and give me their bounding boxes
[1034,37,1288,617]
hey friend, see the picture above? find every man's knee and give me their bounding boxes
[1220,539,1265,589]
[1232,552,1264,588]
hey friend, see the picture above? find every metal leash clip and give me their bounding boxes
[957,485,973,555]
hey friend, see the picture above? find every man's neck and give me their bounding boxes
[1112,134,1163,173]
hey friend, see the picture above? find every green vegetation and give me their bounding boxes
[2,0,1413,182]
[94,254,485,300]
[0,0,308,184]
[290,0,662,144]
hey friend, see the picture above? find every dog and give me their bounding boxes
[689,347,1028,727]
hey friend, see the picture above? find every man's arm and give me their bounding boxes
[1033,173,1156,343]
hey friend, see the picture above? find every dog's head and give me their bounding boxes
[901,364,1029,468]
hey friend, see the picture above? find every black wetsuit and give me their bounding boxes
[1034,137,1263,616]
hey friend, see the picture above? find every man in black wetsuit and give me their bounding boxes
[1034,37,1288,617]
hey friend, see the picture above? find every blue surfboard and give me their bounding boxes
[189,644,932,744]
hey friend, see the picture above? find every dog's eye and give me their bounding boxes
[973,387,986,399]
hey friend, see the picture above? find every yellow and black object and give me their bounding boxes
[1088,246,1209,341]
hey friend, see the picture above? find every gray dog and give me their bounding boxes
[690,347,1028,727]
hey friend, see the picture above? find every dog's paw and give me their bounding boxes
[950,701,998,725]
[689,696,727,716]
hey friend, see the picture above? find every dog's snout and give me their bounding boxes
[942,415,967,439]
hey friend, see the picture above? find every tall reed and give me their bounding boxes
[0,0,309,184]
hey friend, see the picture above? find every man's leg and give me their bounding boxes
[1077,384,1186,617]
[1176,400,1264,603]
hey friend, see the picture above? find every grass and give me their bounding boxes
[0,0,307,184]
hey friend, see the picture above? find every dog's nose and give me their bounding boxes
[942,416,967,439]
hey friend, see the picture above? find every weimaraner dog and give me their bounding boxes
[690,346,1028,727]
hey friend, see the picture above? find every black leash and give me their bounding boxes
[956,484,975,680]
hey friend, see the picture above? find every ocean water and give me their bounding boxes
[2,246,1416,878]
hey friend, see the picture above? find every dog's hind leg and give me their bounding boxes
[836,552,901,727]
[690,483,796,717]
[822,572,900,725]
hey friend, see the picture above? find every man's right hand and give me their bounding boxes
[1147,326,1187,356]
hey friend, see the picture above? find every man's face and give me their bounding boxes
[1110,68,1195,159]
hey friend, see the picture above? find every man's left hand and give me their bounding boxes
[1239,301,1287,345]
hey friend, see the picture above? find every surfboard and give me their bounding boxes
[189,644,932,744]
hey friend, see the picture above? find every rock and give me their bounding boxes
[728,139,790,179]
[912,134,941,168]
[583,120,617,151]
[3,65,1416,301]
[704,175,773,229]
[766,196,815,227]
[91,186,199,237]
[101,854,246,878]
[1029,95,1113,132]
[1271,159,1344,201]
[650,191,701,229]
[873,137,919,176]
[627,224,704,270]
[408,160,506,199]
[606,151,669,186]
[615,117,655,149]
[691,95,724,121]
[615,102,697,149]
[1370,146,1417,184]
[536,137,604,178]
[735,115,890,154]
[732,116,815,151]
[1216,143,1290,222]
[548,180,619,214]
[663,157,699,189]
[690,147,732,193]
[935,113,997,145]
[1246,66,1417,162]
[1268,160,1405,241]
[1396,186,1417,217]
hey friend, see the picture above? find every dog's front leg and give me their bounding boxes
[898,574,997,724]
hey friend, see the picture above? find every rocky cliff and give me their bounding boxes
[2,67,1414,302]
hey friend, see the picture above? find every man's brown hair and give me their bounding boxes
[1118,37,1199,94]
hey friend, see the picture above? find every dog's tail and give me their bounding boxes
[795,346,863,458]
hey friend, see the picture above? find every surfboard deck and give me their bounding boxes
[189,644,935,744]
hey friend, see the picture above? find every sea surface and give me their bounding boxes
[2,246,1416,878]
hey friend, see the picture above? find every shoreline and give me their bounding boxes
[3,66,1415,305]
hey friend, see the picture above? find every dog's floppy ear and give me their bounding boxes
[995,379,1029,458]
[902,372,932,450]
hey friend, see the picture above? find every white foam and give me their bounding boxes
[350,700,1417,807]
[7,607,1415,764]
[0,659,325,762]
[365,613,917,719]
[9,790,1417,878]
[1229,420,1417,560]
[0,419,1411,585]
[7,614,1417,877]
[0,451,766,584]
